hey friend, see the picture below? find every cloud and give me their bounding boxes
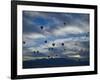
[52,26,85,36]
[24,33,46,40]
[23,11,89,35]
[22,11,90,60]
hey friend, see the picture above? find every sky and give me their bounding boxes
[22,11,90,61]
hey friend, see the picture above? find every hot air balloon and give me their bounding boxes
[37,51,39,53]
[33,51,36,53]
[40,26,44,30]
[64,22,66,25]
[51,48,53,50]
[52,43,55,46]
[48,48,50,51]
[48,56,50,58]
[44,40,47,43]
[61,43,64,46]
[23,41,25,44]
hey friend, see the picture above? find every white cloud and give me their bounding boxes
[24,33,46,40]
[52,25,86,36]
[23,33,46,48]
